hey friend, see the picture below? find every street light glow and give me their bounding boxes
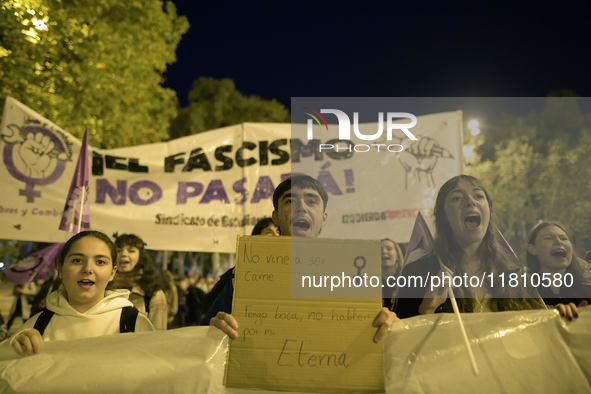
[467,119,480,136]
[463,145,475,161]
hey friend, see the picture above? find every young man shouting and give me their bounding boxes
[205,175,398,343]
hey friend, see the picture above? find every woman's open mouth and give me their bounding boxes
[464,213,481,230]
[551,249,567,259]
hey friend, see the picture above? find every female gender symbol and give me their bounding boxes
[353,256,366,278]
[2,126,69,203]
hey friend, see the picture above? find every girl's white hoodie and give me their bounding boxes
[4,288,155,348]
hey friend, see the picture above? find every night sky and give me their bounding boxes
[163,1,591,117]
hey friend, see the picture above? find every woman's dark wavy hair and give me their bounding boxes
[526,221,585,289]
[115,234,160,297]
[56,230,118,291]
[433,175,543,312]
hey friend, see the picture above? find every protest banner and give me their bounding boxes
[1,97,463,252]
[1,308,589,393]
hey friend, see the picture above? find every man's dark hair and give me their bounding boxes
[272,175,329,212]
[251,217,275,235]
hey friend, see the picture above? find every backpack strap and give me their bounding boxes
[144,295,152,314]
[33,307,138,335]
[120,306,139,333]
[33,309,55,336]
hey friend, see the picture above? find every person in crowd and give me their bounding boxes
[186,275,205,326]
[252,217,280,236]
[526,222,591,320]
[6,282,38,330]
[396,175,545,318]
[115,234,168,331]
[381,238,404,310]
[0,311,8,342]
[201,217,279,314]
[176,275,188,327]
[203,175,398,343]
[159,270,178,329]
[30,272,60,316]
[2,231,154,357]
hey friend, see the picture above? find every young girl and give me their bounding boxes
[115,234,168,330]
[526,222,591,319]
[381,238,404,310]
[396,175,544,318]
[4,231,155,357]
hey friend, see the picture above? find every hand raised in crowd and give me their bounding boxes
[419,265,454,315]
[12,329,43,356]
[556,300,588,321]
[372,307,399,343]
[210,311,239,339]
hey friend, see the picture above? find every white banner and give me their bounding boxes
[291,110,463,243]
[0,97,462,251]
[0,308,589,393]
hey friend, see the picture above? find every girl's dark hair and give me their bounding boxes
[433,175,543,312]
[433,175,495,270]
[56,230,118,290]
[115,234,160,297]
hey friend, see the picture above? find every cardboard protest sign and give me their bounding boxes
[226,236,384,393]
